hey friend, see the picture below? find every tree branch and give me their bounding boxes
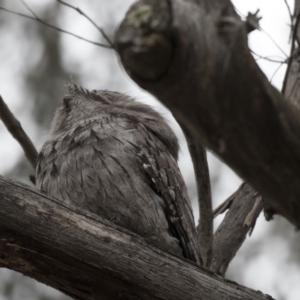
[283,2,300,107]
[56,0,114,49]
[0,6,112,49]
[211,183,262,275]
[115,0,300,228]
[0,175,275,300]
[282,12,300,95]
[0,95,37,169]
[181,125,213,268]
[211,0,300,274]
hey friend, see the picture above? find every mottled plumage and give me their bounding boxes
[36,85,201,264]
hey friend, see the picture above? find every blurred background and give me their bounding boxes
[0,0,298,299]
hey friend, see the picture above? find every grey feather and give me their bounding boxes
[36,86,201,264]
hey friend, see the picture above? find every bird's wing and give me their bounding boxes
[132,122,202,265]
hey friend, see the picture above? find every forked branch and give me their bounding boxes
[0,5,112,49]
[57,0,114,48]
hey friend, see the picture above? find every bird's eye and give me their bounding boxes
[63,95,73,111]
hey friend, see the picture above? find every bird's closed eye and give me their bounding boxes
[63,95,73,111]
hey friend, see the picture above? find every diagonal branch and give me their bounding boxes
[0,175,275,300]
[115,0,300,229]
[0,95,37,169]
[213,190,237,218]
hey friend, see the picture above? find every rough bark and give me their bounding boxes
[210,0,300,275]
[211,183,262,275]
[115,0,300,229]
[0,175,275,300]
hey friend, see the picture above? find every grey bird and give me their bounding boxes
[36,85,201,264]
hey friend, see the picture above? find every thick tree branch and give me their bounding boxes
[0,95,37,169]
[115,0,300,228]
[211,1,300,275]
[0,175,275,300]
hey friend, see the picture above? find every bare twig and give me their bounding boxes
[270,61,286,83]
[245,9,261,33]
[0,95,38,169]
[282,12,300,94]
[213,190,237,218]
[250,50,285,63]
[181,125,213,269]
[0,6,112,49]
[57,0,114,49]
[260,27,289,58]
[283,0,293,26]
[242,8,288,58]
[20,0,38,19]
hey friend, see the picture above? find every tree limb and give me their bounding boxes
[0,175,275,300]
[211,1,300,275]
[181,125,213,268]
[115,0,300,228]
[211,183,262,275]
[0,95,37,169]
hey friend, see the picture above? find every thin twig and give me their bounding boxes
[282,12,300,94]
[250,49,285,63]
[57,0,114,49]
[0,6,112,49]
[181,124,213,269]
[245,9,261,33]
[213,190,237,218]
[270,61,285,83]
[260,27,289,58]
[235,5,289,57]
[283,0,293,25]
[20,0,39,19]
[0,95,38,169]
